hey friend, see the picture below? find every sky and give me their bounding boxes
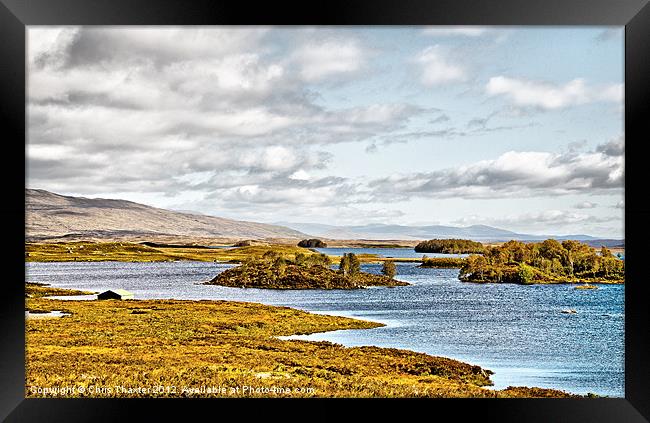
[27,26,624,238]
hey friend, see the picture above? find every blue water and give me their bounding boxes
[315,247,468,259]
[26,255,624,397]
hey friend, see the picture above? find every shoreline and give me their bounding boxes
[25,254,623,396]
[25,283,580,398]
[25,241,624,285]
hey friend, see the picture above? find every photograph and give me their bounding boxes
[23,25,626,399]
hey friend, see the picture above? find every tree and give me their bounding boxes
[584,254,601,278]
[339,253,360,277]
[381,260,396,279]
[517,263,535,284]
[273,256,287,278]
[308,253,331,268]
[502,240,528,263]
[600,246,613,258]
[459,254,488,281]
[539,239,567,264]
[339,254,350,276]
[349,253,360,276]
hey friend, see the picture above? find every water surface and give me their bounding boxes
[26,253,624,397]
[315,247,468,259]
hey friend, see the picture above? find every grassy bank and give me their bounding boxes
[420,257,467,268]
[25,287,576,398]
[25,242,319,263]
[26,282,96,298]
[25,241,426,264]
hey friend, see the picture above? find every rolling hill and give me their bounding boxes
[26,189,307,242]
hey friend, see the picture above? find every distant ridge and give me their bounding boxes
[26,189,307,242]
[25,189,623,247]
[277,221,623,246]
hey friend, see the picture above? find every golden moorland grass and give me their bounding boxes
[25,242,317,263]
[25,241,424,264]
[25,286,577,398]
[26,282,96,298]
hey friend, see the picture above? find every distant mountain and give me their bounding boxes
[277,221,622,244]
[26,189,307,242]
[25,189,623,246]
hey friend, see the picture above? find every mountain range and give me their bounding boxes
[26,189,623,246]
[276,222,623,246]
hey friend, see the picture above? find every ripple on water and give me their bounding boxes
[26,256,624,397]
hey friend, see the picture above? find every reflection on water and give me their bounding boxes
[26,252,624,397]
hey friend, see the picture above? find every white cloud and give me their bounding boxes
[27,144,77,161]
[26,27,624,237]
[292,39,365,82]
[486,76,623,110]
[421,26,488,37]
[416,46,467,86]
[28,27,80,68]
[289,169,311,181]
[574,201,598,209]
[369,140,624,200]
[596,136,624,156]
[27,27,423,197]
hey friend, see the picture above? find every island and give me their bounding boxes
[297,238,328,248]
[415,239,485,254]
[459,239,624,284]
[206,252,409,289]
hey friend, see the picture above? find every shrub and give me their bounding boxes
[381,260,397,279]
[298,239,327,248]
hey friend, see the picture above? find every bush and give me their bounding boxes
[339,253,360,277]
[517,263,535,284]
[297,239,327,248]
[381,260,397,279]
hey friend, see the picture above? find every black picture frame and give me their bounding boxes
[1,0,649,421]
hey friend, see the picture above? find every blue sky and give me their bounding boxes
[27,26,624,238]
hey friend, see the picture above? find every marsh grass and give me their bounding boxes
[420,257,467,268]
[25,242,318,263]
[25,288,576,398]
[26,241,425,264]
[26,282,96,298]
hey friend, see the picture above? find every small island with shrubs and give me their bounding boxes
[415,239,485,254]
[459,239,624,284]
[297,238,328,248]
[420,256,467,268]
[206,251,408,289]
